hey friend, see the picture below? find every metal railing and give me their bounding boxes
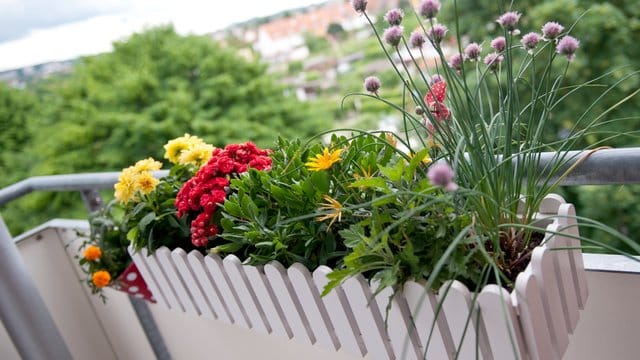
[1,147,640,359]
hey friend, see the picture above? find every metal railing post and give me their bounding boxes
[0,215,72,360]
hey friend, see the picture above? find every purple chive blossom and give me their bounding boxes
[385,8,404,26]
[430,74,444,84]
[521,32,541,52]
[497,11,521,31]
[428,24,448,44]
[556,35,580,61]
[491,36,506,52]
[351,0,367,13]
[409,31,426,48]
[448,53,463,71]
[383,25,404,47]
[419,0,441,19]
[364,76,381,94]
[542,21,564,40]
[464,42,482,61]
[484,52,504,71]
[427,163,458,191]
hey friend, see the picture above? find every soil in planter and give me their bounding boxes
[485,229,545,290]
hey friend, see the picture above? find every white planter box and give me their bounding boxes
[129,194,588,360]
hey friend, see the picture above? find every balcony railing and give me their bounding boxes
[1,148,640,359]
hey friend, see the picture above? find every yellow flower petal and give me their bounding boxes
[305,148,343,171]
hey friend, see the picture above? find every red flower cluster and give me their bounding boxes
[175,142,272,247]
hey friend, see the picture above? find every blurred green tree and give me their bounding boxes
[1,26,329,234]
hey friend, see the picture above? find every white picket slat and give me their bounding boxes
[128,247,169,309]
[477,285,526,360]
[374,285,421,360]
[141,247,184,311]
[171,248,215,318]
[244,264,292,339]
[187,251,233,323]
[313,266,366,357]
[438,281,491,360]
[223,255,271,334]
[264,261,315,345]
[515,270,557,360]
[204,254,251,329]
[288,263,339,351]
[558,203,589,309]
[531,246,569,358]
[342,275,395,360]
[539,193,566,214]
[155,247,198,315]
[403,281,454,360]
[546,223,580,331]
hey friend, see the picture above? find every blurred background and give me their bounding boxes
[1,0,639,252]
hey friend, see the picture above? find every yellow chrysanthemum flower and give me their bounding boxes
[305,148,343,171]
[178,143,215,167]
[92,270,111,288]
[316,195,343,229]
[164,134,205,164]
[135,172,160,194]
[114,176,136,204]
[132,158,162,173]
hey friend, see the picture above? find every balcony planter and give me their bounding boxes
[128,194,588,360]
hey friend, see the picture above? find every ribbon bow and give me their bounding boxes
[424,81,450,121]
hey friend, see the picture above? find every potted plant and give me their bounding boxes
[100,1,640,359]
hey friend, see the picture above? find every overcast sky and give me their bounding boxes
[0,0,324,71]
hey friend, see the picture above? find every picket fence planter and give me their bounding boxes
[128,194,588,360]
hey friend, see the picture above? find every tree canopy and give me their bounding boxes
[1,26,329,234]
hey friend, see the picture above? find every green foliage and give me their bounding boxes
[1,26,330,235]
[304,32,330,53]
[123,164,194,253]
[327,23,346,40]
[78,202,132,299]
[218,133,476,293]
[0,84,35,186]
[411,0,640,253]
[573,185,640,253]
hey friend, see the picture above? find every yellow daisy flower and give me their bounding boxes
[316,195,343,229]
[305,147,343,171]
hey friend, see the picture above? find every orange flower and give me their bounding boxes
[83,245,102,261]
[92,270,111,288]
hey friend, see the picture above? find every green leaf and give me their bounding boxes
[350,177,390,192]
[137,212,156,231]
[127,227,139,241]
[322,269,353,296]
[378,160,404,183]
[405,148,430,182]
[310,170,330,194]
[240,194,259,219]
[339,225,367,248]
[224,199,243,218]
